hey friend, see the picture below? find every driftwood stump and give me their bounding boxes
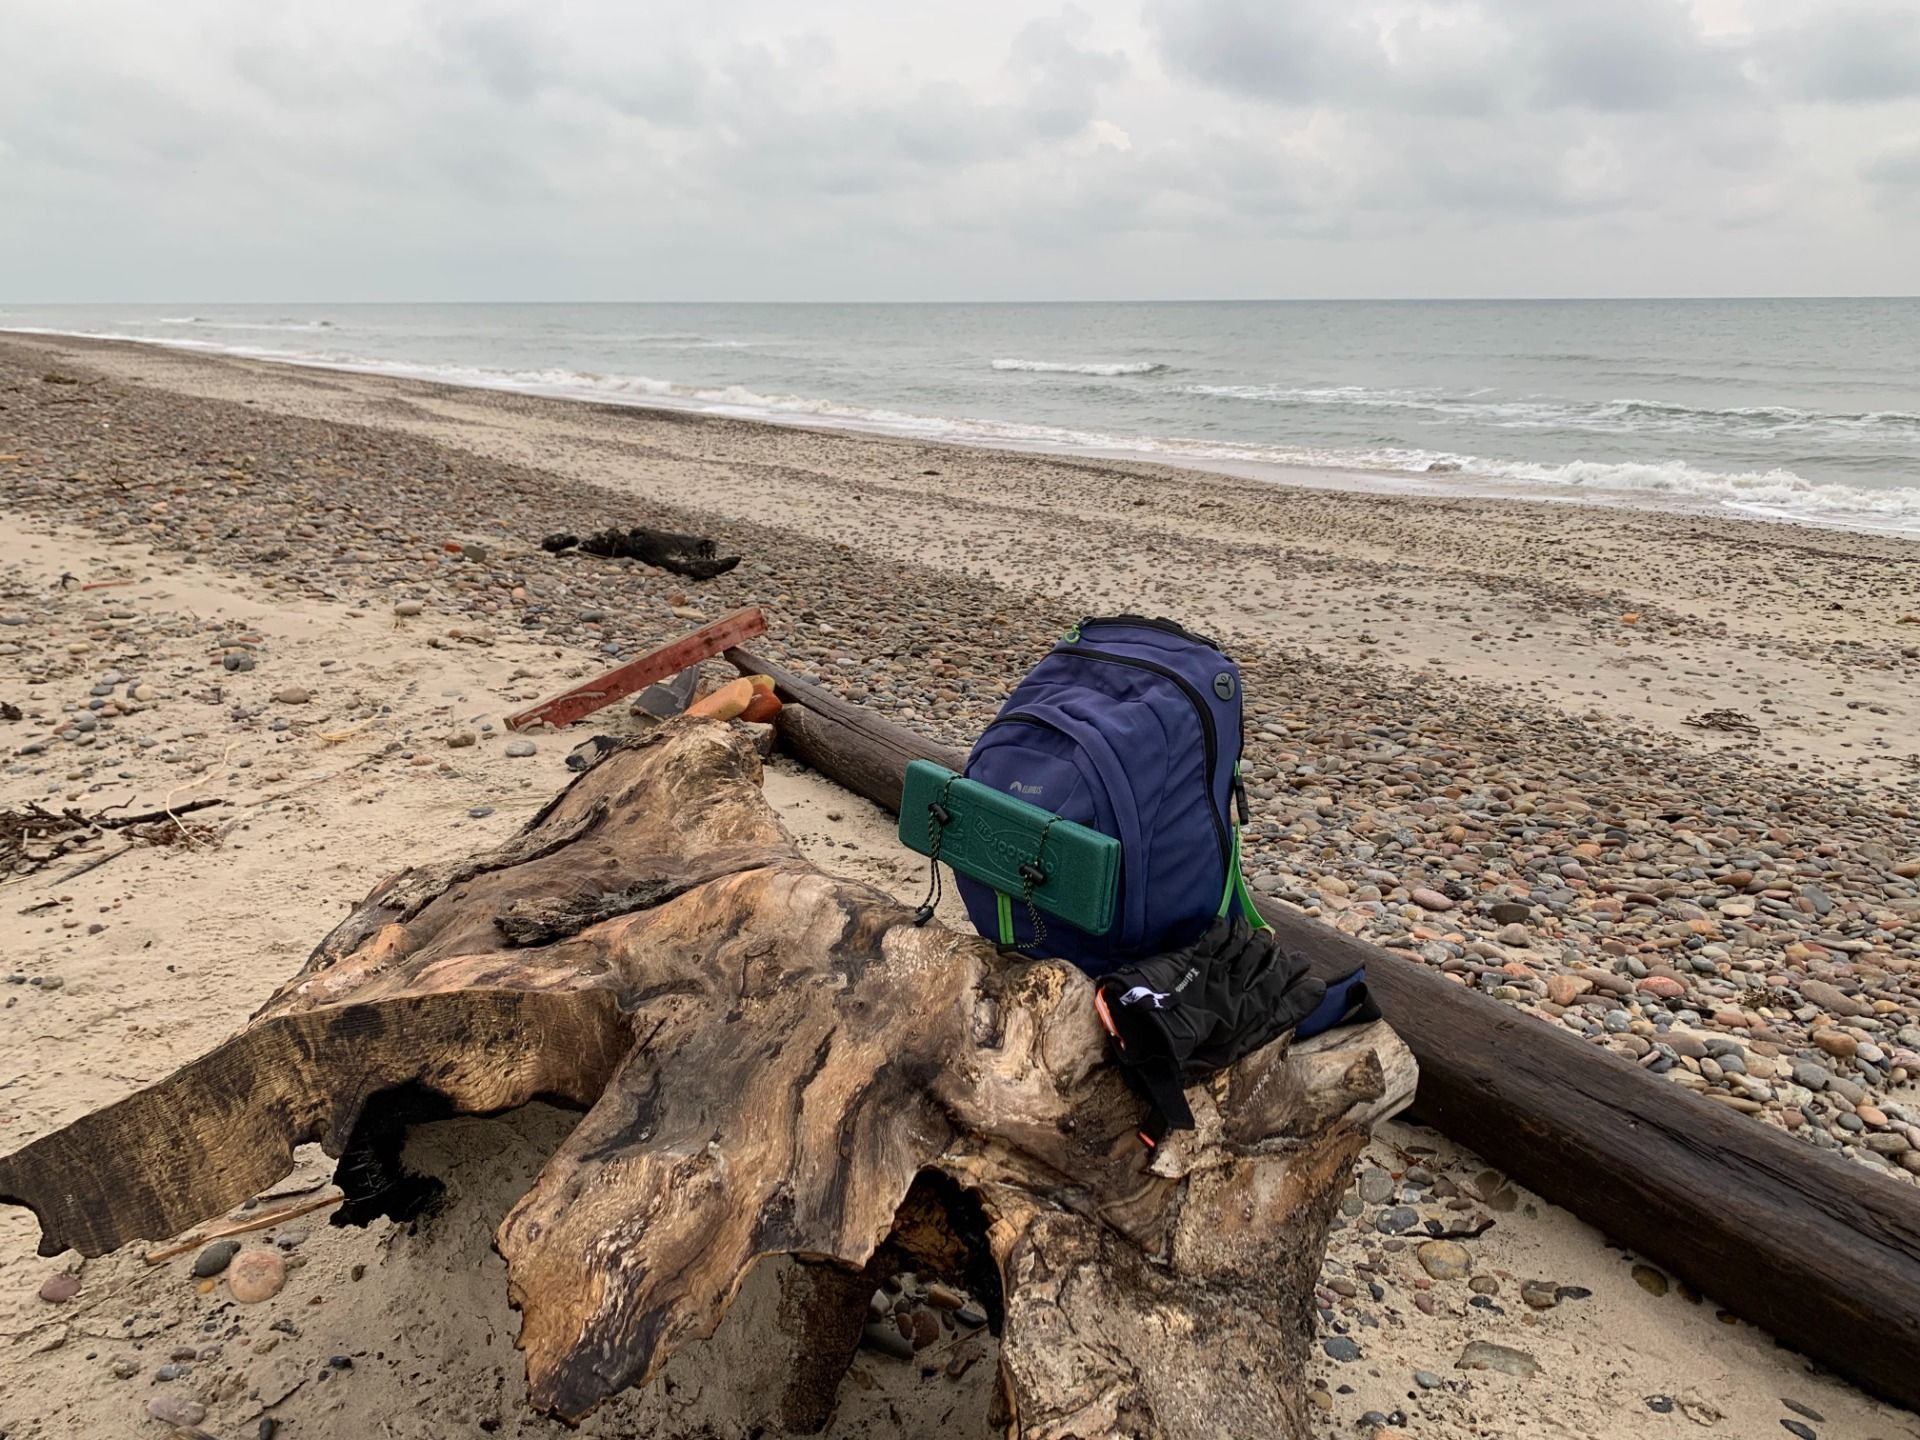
[0,719,1413,1436]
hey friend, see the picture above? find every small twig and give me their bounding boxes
[142,1189,344,1265]
[79,579,135,591]
[50,843,134,885]
[315,717,377,746]
[95,798,224,830]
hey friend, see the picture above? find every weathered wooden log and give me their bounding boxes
[0,718,1413,1435]
[727,646,1920,1413]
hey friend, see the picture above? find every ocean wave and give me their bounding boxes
[1183,383,1920,439]
[622,332,757,347]
[1454,454,1920,525]
[992,359,1167,376]
[6,323,1915,534]
[154,315,335,332]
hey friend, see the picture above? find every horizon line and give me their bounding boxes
[6,294,1919,307]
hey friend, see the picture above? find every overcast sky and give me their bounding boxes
[3,0,1917,301]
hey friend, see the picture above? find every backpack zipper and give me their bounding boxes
[1053,645,1231,875]
[1077,614,1223,651]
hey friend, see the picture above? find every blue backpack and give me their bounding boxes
[958,615,1268,976]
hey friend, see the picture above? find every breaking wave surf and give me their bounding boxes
[6,323,1916,535]
[992,358,1167,376]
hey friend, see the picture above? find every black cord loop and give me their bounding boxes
[912,776,958,926]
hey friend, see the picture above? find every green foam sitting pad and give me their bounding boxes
[899,759,1119,936]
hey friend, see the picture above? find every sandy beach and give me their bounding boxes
[2,331,1918,1440]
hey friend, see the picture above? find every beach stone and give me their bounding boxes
[1411,888,1455,912]
[192,1239,241,1277]
[1800,979,1871,1017]
[1414,1370,1442,1389]
[273,686,311,705]
[1636,976,1685,1000]
[1811,1029,1857,1060]
[1456,1341,1540,1378]
[1632,1264,1669,1297]
[1416,1240,1472,1281]
[394,600,425,617]
[445,730,477,748]
[1520,1280,1560,1310]
[1375,1206,1419,1235]
[908,1308,940,1350]
[1792,1061,1832,1091]
[1322,1335,1363,1362]
[861,1322,912,1361]
[504,738,536,758]
[227,1247,286,1303]
[38,1271,80,1303]
[1780,1424,1816,1440]
[1489,902,1532,925]
[1496,923,1530,947]
[149,1396,208,1428]
[923,1281,964,1311]
[955,1302,988,1328]
[1469,1275,1500,1296]
[1663,1030,1709,1060]
[1357,1167,1393,1204]
[222,650,255,672]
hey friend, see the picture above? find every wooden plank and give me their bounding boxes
[726,647,1920,1412]
[508,607,766,731]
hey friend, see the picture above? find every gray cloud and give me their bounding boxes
[1762,2,1920,103]
[1146,0,1751,115]
[1864,135,1920,191]
[0,0,1915,300]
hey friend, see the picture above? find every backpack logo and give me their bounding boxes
[1008,780,1045,797]
[1213,672,1236,701]
[1117,985,1174,1010]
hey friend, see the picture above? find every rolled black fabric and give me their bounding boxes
[1095,919,1327,1144]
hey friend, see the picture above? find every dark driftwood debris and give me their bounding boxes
[725,645,1920,1414]
[0,719,1412,1437]
[541,526,741,580]
[2,796,226,879]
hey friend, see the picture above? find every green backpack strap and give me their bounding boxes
[1218,827,1272,931]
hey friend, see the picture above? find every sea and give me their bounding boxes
[4,299,1917,535]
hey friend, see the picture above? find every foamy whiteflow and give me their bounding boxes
[1183,383,1920,443]
[8,325,1920,535]
[991,358,1168,375]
